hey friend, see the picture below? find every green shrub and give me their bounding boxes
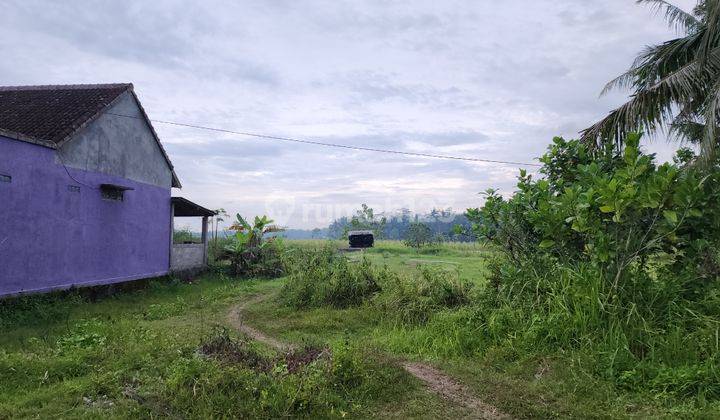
[280,247,384,309]
[403,222,438,249]
[463,135,720,399]
[375,265,473,324]
[0,292,83,328]
[468,134,720,284]
[173,228,198,244]
[281,248,473,325]
[224,214,286,278]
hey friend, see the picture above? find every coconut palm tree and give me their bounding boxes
[581,0,720,161]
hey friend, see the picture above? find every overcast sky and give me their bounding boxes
[1,0,699,228]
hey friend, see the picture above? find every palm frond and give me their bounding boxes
[590,1,720,158]
[700,76,720,162]
[601,33,704,96]
[669,118,707,143]
[585,44,720,147]
[668,98,708,143]
[601,68,642,96]
[698,0,720,62]
[582,54,713,147]
[637,0,702,33]
[581,97,673,149]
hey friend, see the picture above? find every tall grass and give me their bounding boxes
[280,243,720,402]
[280,246,384,309]
[382,255,720,400]
[280,247,474,323]
[375,265,473,324]
[286,239,491,257]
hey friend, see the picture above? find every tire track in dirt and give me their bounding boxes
[226,294,290,351]
[402,362,511,419]
[226,295,511,420]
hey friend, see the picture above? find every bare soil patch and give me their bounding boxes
[226,294,290,351]
[402,362,511,419]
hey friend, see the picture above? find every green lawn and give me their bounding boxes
[0,267,468,418]
[288,239,493,284]
[1,241,717,418]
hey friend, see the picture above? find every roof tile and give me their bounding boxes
[0,83,131,145]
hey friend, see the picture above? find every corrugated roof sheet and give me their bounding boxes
[171,197,216,217]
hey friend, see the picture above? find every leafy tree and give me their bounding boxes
[465,135,720,396]
[403,222,436,249]
[582,0,720,161]
[467,133,720,284]
[322,206,475,241]
[343,204,387,239]
[173,228,197,244]
[328,216,350,239]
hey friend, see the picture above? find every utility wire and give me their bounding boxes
[57,149,99,189]
[107,112,542,167]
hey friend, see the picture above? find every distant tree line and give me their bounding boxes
[277,205,476,242]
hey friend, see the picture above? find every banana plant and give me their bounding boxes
[225,214,284,275]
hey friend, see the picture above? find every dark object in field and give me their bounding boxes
[348,230,374,248]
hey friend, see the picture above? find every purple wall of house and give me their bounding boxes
[0,136,171,296]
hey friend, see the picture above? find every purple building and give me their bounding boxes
[0,84,214,297]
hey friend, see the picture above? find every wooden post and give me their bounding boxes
[201,216,209,265]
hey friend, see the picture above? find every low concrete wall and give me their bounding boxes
[171,244,205,271]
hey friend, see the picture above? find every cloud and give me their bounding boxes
[0,0,692,228]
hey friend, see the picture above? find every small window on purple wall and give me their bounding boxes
[100,183,133,202]
[101,187,124,201]
[0,174,10,183]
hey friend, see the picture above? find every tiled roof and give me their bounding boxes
[0,83,131,146]
[0,83,181,188]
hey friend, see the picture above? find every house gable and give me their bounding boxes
[59,91,176,189]
[0,83,180,188]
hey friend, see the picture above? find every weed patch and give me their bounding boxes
[200,327,330,375]
[142,297,188,320]
[199,327,274,372]
[161,327,407,418]
[280,247,384,309]
[376,265,473,324]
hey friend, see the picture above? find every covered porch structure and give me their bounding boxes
[170,197,215,273]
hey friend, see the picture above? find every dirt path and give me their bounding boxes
[226,295,511,420]
[225,294,290,351]
[402,362,511,419]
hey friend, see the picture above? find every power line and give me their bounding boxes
[106,112,542,167]
[57,149,99,190]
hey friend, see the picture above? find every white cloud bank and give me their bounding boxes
[0,0,699,228]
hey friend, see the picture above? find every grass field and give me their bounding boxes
[1,240,717,418]
[288,239,493,284]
